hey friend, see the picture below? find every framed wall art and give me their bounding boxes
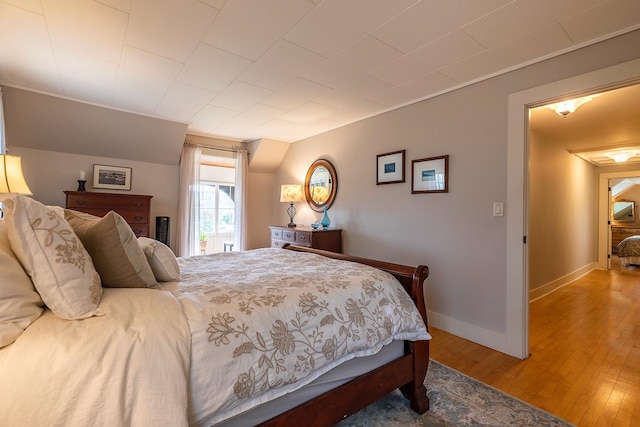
[92,164,132,191]
[376,150,405,185]
[411,155,448,194]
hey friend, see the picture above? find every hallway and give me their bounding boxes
[430,268,640,426]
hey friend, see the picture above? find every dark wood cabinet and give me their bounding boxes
[64,191,152,238]
[270,226,342,253]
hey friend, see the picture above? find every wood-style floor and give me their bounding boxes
[429,266,640,427]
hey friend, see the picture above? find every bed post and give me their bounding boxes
[400,265,430,413]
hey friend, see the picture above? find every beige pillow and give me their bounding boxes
[138,237,180,282]
[64,210,157,288]
[1,195,102,320]
[0,218,44,347]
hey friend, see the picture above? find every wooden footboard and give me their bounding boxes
[259,245,430,426]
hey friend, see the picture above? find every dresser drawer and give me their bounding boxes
[269,226,342,253]
[64,191,153,238]
[66,208,148,224]
[295,231,312,247]
[129,224,148,238]
[271,239,287,249]
[66,194,150,210]
[281,229,296,242]
[118,211,149,224]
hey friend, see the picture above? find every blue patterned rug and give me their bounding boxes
[338,360,574,426]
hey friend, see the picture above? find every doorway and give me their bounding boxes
[598,171,640,271]
[506,58,640,359]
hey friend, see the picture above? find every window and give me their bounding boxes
[199,183,235,235]
[198,157,236,254]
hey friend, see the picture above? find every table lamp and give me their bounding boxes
[1,154,32,195]
[280,184,304,227]
[0,154,33,217]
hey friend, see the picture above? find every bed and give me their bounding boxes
[616,235,640,266]
[0,194,431,426]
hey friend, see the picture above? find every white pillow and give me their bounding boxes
[138,237,180,282]
[1,195,102,320]
[64,210,157,288]
[0,218,44,347]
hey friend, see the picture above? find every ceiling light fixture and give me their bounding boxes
[604,150,639,163]
[546,95,594,118]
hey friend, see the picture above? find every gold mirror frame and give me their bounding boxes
[304,159,338,212]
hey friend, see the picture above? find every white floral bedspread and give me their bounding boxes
[160,248,431,426]
[617,235,640,257]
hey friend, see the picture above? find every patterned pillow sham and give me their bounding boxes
[1,195,102,320]
[138,237,180,282]
[0,218,44,347]
[64,210,157,288]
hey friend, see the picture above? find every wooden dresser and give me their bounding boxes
[64,191,153,238]
[269,226,342,253]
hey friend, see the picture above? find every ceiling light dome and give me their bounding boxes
[546,96,594,118]
[605,150,639,163]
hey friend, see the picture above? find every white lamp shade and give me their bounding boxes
[280,184,304,203]
[0,154,33,195]
[312,186,329,203]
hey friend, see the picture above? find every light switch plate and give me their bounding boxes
[493,202,504,217]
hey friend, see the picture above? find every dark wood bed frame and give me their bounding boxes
[259,245,431,426]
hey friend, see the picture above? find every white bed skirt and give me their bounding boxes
[619,255,640,266]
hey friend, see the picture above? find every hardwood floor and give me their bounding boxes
[429,267,640,427]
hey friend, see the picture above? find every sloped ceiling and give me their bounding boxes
[2,85,188,165]
[1,0,639,144]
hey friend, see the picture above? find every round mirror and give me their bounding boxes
[305,159,337,212]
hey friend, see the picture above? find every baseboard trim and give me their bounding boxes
[529,262,597,302]
[427,310,509,356]
[428,261,597,358]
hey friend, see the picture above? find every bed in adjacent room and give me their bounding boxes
[0,194,431,426]
[616,235,640,266]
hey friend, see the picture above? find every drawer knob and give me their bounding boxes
[75,199,87,205]
[134,215,143,221]
[134,201,144,207]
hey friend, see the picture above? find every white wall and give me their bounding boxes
[10,146,180,252]
[272,29,640,354]
[248,172,277,249]
[11,145,276,253]
[528,129,597,291]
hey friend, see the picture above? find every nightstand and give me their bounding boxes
[269,226,342,253]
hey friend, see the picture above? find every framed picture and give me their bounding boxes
[412,155,448,194]
[92,164,132,191]
[376,150,405,185]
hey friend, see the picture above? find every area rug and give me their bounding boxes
[338,360,574,426]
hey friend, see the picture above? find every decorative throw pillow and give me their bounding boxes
[1,195,102,320]
[138,237,180,282]
[0,219,44,347]
[64,209,157,288]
